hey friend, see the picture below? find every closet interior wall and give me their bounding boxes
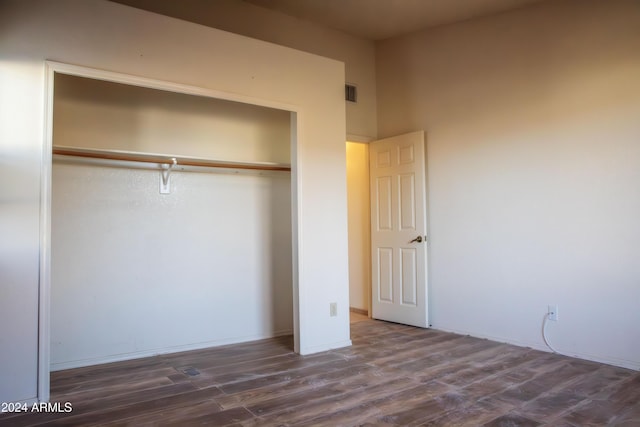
[51,73,293,370]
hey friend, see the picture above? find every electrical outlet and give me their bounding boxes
[548,305,558,321]
[330,302,337,317]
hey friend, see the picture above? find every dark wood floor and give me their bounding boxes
[1,313,639,426]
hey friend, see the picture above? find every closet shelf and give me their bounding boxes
[52,146,291,172]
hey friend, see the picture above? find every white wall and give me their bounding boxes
[113,0,381,316]
[51,75,292,370]
[109,1,380,318]
[52,163,292,370]
[112,0,378,140]
[54,73,291,163]
[346,142,370,312]
[0,0,350,403]
[377,0,640,369]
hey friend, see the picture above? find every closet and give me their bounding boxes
[50,73,293,371]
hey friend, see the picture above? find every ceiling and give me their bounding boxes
[244,0,550,40]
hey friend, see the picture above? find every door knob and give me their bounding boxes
[410,236,423,243]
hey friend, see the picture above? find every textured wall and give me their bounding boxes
[0,0,349,403]
[377,0,640,368]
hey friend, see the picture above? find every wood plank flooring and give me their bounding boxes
[1,313,638,426]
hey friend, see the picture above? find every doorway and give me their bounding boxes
[39,61,302,401]
[346,132,429,327]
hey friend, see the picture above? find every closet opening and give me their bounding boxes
[40,62,300,400]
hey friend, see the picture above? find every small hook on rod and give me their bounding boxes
[160,157,177,194]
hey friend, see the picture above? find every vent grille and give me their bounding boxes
[345,84,357,103]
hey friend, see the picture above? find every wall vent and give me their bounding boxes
[345,84,357,103]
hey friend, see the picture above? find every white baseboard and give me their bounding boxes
[299,339,352,355]
[432,324,639,371]
[50,329,293,371]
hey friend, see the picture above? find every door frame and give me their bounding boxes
[38,61,302,401]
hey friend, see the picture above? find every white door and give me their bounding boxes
[370,131,428,327]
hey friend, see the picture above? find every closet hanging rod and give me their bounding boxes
[52,146,291,172]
